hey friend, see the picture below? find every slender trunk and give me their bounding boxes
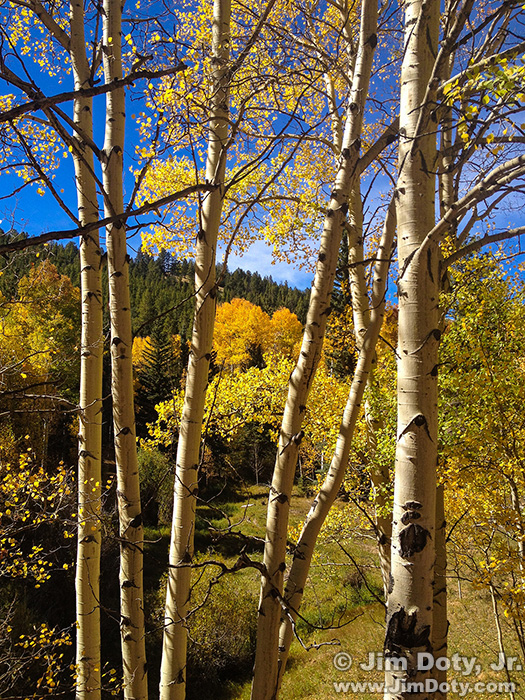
[275,197,395,691]
[102,1,147,696]
[433,484,448,697]
[366,386,391,598]
[348,184,392,594]
[251,6,378,696]
[490,584,516,700]
[159,1,231,697]
[384,1,439,697]
[70,2,103,697]
[507,477,525,567]
[347,186,369,344]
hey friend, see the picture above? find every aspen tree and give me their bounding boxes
[101,0,147,696]
[158,0,283,694]
[275,197,396,690]
[159,0,231,696]
[348,186,392,595]
[384,0,439,696]
[70,1,104,697]
[251,1,379,697]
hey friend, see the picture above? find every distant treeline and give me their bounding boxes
[0,230,310,342]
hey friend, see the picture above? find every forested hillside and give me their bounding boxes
[0,231,310,333]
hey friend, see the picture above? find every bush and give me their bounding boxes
[186,564,258,697]
[138,448,174,525]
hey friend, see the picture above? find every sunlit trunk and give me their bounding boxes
[251,4,378,695]
[384,0,439,697]
[70,1,103,696]
[433,484,448,696]
[275,196,395,690]
[102,0,147,696]
[159,0,231,697]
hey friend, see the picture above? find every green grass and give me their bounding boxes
[143,484,523,700]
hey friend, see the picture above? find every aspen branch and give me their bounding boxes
[0,63,186,123]
[415,154,525,258]
[411,0,475,145]
[442,40,525,94]
[357,119,399,175]
[0,183,217,255]
[229,0,278,75]
[7,0,72,51]
[445,226,525,268]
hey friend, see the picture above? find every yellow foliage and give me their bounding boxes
[214,299,271,369]
[0,453,74,585]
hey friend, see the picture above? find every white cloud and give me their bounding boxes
[221,239,313,290]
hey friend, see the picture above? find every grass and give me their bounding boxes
[142,484,524,700]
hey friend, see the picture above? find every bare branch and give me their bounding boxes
[445,226,525,268]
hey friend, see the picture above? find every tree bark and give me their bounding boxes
[384,1,439,697]
[348,185,392,593]
[71,0,103,695]
[366,381,391,598]
[159,1,231,697]
[102,0,147,696]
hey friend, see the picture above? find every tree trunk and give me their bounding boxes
[250,5,378,697]
[433,484,448,697]
[384,1,439,697]
[275,196,395,691]
[102,1,147,696]
[348,184,392,596]
[159,1,231,697]
[366,383,391,598]
[71,0,103,695]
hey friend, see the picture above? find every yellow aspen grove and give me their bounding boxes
[384,0,439,696]
[70,0,104,696]
[159,0,231,696]
[102,0,147,696]
[251,1,379,697]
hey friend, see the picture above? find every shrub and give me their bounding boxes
[137,448,174,525]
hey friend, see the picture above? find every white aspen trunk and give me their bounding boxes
[433,484,447,697]
[323,73,343,154]
[366,384,391,598]
[159,1,231,697]
[347,186,369,345]
[349,183,391,596]
[384,1,439,697]
[490,583,516,700]
[348,183,392,589]
[275,197,395,691]
[71,1,103,694]
[102,1,147,696]
[251,6,378,697]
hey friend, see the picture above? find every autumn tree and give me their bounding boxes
[0,260,80,461]
[385,1,525,695]
[440,254,525,664]
[0,0,194,695]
